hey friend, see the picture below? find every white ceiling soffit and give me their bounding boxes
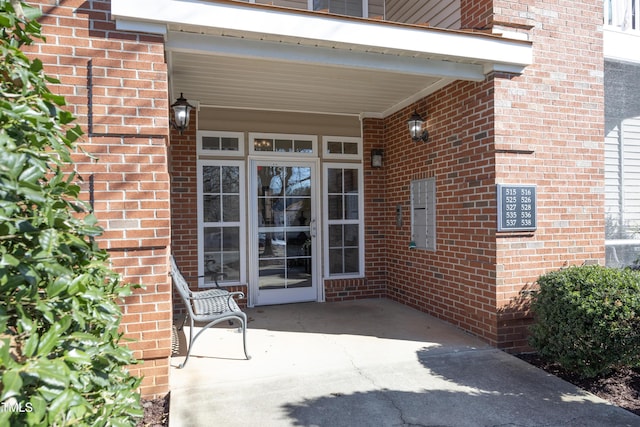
[112,0,532,117]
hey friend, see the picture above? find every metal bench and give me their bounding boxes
[170,256,250,368]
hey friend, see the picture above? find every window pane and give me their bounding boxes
[220,260,240,281]
[329,248,343,274]
[328,195,343,220]
[288,268,311,288]
[222,195,240,222]
[343,169,358,192]
[254,138,273,151]
[286,167,311,196]
[202,136,220,151]
[275,139,293,152]
[221,137,238,151]
[287,230,310,257]
[286,198,310,226]
[327,140,342,154]
[222,227,240,251]
[268,172,283,195]
[259,259,286,289]
[203,195,220,222]
[327,169,342,193]
[270,197,285,227]
[222,166,239,193]
[344,142,358,155]
[294,140,313,153]
[344,224,359,246]
[344,248,359,273]
[203,252,221,283]
[204,227,222,252]
[329,224,343,246]
[345,194,358,219]
[202,166,220,193]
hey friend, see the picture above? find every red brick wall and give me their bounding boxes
[460,0,493,29]
[28,0,172,397]
[381,0,604,352]
[492,0,605,351]
[382,79,500,345]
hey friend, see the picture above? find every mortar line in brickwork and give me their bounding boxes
[106,246,167,252]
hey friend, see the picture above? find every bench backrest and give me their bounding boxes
[170,255,193,310]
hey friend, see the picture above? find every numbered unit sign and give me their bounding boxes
[497,184,537,232]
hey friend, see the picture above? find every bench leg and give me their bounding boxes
[239,312,251,360]
[178,315,196,369]
[177,313,188,331]
[178,314,250,368]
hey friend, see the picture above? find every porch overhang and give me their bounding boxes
[112,0,532,117]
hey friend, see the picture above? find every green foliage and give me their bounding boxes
[0,2,142,425]
[529,265,640,378]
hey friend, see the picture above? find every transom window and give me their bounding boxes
[250,133,317,156]
[197,131,244,156]
[323,136,362,160]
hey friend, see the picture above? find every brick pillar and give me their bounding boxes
[362,118,388,290]
[29,0,172,397]
[489,0,605,351]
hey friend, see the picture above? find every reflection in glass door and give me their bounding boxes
[252,161,317,305]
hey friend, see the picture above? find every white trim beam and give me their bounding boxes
[112,0,532,71]
[604,28,640,63]
[166,32,485,81]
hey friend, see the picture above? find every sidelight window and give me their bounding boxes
[197,160,246,287]
[324,164,364,277]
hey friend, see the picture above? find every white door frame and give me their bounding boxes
[248,157,322,306]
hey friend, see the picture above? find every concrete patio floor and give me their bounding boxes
[169,298,640,427]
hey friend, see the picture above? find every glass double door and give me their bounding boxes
[251,160,318,305]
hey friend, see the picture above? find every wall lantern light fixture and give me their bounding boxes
[408,110,429,143]
[170,93,194,134]
[371,149,383,168]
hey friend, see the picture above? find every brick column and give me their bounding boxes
[29,0,172,397]
[489,0,604,350]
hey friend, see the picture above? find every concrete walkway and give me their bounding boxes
[169,299,640,427]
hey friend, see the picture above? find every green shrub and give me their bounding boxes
[0,2,142,425]
[529,265,640,378]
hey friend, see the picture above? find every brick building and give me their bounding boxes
[25,0,639,398]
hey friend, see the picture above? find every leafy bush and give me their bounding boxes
[529,265,640,378]
[0,1,142,425]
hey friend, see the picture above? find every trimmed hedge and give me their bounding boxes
[529,265,640,378]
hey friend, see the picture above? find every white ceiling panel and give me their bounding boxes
[113,0,532,117]
[170,51,446,115]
